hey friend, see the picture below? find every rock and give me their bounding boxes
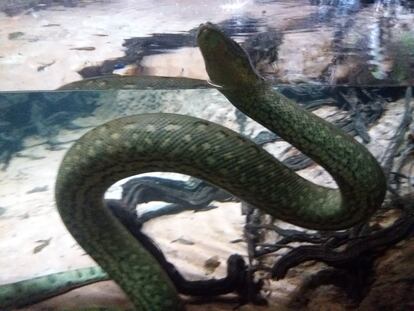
[358,238,414,311]
[295,238,414,310]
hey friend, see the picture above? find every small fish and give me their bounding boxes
[37,60,55,72]
[70,47,96,51]
[171,237,194,245]
[27,185,49,194]
[230,238,244,243]
[33,238,52,254]
[42,24,60,27]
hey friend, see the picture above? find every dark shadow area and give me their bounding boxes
[0,91,100,170]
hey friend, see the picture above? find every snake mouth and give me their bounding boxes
[197,22,264,89]
[197,22,235,52]
[197,22,252,65]
[197,22,217,40]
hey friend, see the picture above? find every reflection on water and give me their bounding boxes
[89,0,414,85]
[307,0,414,84]
[0,0,413,90]
[250,0,414,85]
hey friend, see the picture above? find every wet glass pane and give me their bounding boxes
[0,1,413,310]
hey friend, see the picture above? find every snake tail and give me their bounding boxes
[0,266,108,309]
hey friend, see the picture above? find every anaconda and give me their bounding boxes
[0,22,386,310]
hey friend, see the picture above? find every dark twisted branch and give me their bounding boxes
[271,207,414,280]
[256,87,414,304]
[106,199,258,301]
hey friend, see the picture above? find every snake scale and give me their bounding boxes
[0,23,386,310]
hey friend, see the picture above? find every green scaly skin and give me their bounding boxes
[0,267,108,309]
[58,75,210,90]
[0,23,386,310]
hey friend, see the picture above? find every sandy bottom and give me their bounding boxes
[0,119,246,310]
[0,88,289,310]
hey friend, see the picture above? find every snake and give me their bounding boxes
[0,22,386,310]
[58,75,210,90]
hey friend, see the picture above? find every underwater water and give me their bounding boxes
[0,85,412,310]
[0,0,413,310]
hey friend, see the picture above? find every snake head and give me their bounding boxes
[197,22,264,89]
